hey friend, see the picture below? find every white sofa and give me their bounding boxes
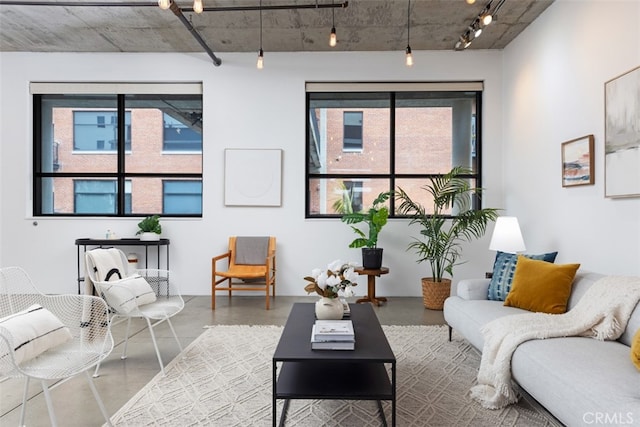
[443,271,640,426]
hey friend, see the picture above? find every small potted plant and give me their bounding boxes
[396,166,498,309]
[341,191,392,269]
[136,215,162,241]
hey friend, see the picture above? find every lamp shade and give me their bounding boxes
[489,217,526,253]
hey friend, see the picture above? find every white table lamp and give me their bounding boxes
[489,216,526,253]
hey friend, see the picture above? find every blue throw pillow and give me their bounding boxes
[487,251,558,301]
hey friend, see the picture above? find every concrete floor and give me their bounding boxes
[0,295,445,427]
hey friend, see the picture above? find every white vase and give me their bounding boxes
[315,297,344,320]
[139,232,160,241]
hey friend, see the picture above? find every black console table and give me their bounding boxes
[75,238,170,294]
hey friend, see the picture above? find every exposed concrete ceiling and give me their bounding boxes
[0,0,554,57]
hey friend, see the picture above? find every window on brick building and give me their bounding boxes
[163,180,202,214]
[306,82,483,218]
[74,180,132,214]
[162,113,202,152]
[343,111,363,151]
[73,111,131,151]
[32,83,203,217]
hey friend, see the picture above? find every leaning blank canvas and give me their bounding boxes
[224,149,282,206]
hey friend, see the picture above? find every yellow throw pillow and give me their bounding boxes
[632,329,640,371]
[504,255,580,314]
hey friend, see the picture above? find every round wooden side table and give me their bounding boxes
[354,266,389,306]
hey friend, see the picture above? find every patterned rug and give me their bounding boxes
[108,325,559,426]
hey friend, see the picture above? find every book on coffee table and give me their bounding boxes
[310,324,355,350]
[310,338,355,350]
[312,320,354,341]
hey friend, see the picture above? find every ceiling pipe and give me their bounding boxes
[187,1,348,13]
[0,1,348,11]
[168,0,221,66]
[0,1,158,5]
[0,0,349,68]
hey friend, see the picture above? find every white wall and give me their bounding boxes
[502,0,640,274]
[0,49,504,295]
[1,0,637,296]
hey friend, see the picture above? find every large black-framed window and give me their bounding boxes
[306,82,483,218]
[32,83,203,217]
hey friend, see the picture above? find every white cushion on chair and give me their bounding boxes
[0,304,72,366]
[99,274,157,314]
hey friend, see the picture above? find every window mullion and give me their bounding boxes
[389,91,396,216]
[117,94,126,216]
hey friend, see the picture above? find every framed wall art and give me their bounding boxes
[224,148,283,206]
[604,65,640,198]
[562,135,594,187]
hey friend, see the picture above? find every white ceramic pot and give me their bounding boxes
[139,232,160,241]
[315,297,344,320]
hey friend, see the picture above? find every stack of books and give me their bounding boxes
[311,319,355,350]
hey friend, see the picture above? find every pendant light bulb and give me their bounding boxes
[257,49,264,69]
[257,0,263,69]
[482,13,493,26]
[405,46,413,67]
[329,27,337,47]
[405,0,413,67]
[466,0,476,4]
[193,0,203,14]
[158,0,170,10]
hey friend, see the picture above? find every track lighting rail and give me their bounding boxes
[454,0,505,50]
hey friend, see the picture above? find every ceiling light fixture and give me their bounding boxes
[466,0,476,4]
[481,10,493,26]
[454,0,505,50]
[193,0,203,14]
[158,0,170,10]
[257,0,264,69]
[473,20,482,38]
[405,0,413,67]
[329,1,337,47]
[454,32,472,50]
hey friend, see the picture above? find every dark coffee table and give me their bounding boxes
[272,303,396,426]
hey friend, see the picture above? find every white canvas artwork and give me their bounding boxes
[605,66,640,198]
[224,149,283,206]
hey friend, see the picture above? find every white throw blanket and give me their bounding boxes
[84,248,128,295]
[470,275,640,409]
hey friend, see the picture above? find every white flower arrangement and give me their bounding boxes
[304,259,358,299]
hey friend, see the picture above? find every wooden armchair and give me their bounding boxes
[212,236,276,310]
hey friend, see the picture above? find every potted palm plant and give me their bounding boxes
[396,166,498,309]
[341,191,392,269]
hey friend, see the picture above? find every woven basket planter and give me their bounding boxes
[421,278,451,310]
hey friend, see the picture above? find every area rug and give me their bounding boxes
[108,325,559,426]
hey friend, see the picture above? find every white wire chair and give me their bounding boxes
[85,248,184,376]
[0,266,114,427]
